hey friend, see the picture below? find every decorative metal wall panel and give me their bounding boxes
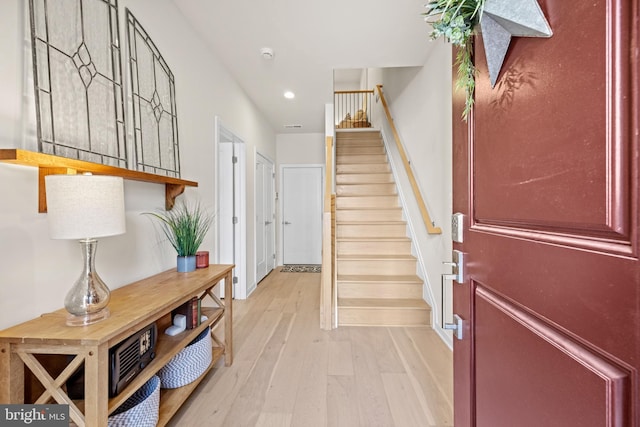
[29,0,127,167]
[126,9,180,178]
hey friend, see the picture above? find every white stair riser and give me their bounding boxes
[336,184,396,196]
[337,146,385,155]
[337,164,390,174]
[338,283,423,299]
[336,173,394,184]
[336,209,403,222]
[337,240,412,255]
[337,154,388,164]
[338,259,416,275]
[338,307,430,326]
[336,196,398,209]
[337,223,406,238]
[336,134,380,142]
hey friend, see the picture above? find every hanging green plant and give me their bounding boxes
[423,0,485,120]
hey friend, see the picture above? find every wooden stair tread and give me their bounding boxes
[336,172,390,175]
[339,194,398,199]
[336,161,387,164]
[337,274,423,284]
[337,220,406,225]
[335,206,402,210]
[337,237,411,242]
[338,298,430,309]
[338,254,416,261]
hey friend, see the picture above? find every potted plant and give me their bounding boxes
[144,201,213,272]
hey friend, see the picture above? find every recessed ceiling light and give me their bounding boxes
[284,91,295,99]
[260,47,274,60]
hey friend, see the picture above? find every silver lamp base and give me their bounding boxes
[66,307,110,326]
[65,238,111,326]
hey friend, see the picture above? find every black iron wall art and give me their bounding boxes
[28,0,128,167]
[126,9,180,178]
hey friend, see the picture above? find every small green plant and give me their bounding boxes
[423,0,485,119]
[144,201,213,257]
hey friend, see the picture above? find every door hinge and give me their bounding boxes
[232,216,238,224]
[232,156,238,164]
[233,276,238,284]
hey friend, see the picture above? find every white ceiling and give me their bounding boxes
[172,0,435,133]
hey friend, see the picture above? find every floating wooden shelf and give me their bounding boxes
[0,149,198,212]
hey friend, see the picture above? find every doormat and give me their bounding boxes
[280,265,321,273]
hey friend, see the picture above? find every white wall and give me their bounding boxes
[276,133,324,165]
[0,0,275,329]
[375,42,454,347]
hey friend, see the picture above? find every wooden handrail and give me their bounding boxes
[375,85,442,235]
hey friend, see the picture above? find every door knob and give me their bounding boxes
[284,221,291,225]
[442,250,465,284]
[265,221,272,225]
[443,314,464,340]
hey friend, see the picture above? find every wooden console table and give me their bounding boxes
[0,264,234,427]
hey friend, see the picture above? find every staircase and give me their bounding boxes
[335,130,431,326]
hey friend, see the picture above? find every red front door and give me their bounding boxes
[453,1,639,426]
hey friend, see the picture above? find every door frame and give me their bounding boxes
[215,117,246,299]
[279,163,324,265]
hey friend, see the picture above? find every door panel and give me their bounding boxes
[475,285,630,427]
[256,153,275,283]
[266,163,275,272]
[453,1,639,426]
[282,166,322,265]
[472,0,632,252]
[256,160,266,281]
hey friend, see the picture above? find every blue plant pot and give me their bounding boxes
[177,256,196,273]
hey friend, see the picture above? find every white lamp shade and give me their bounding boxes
[45,174,126,239]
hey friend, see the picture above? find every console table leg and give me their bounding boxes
[83,344,109,425]
[224,270,233,366]
[0,343,23,403]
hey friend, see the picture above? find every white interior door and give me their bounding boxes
[256,153,275,283]
[265,162,275,272]
[256,159,267,281]
[216,118,246,299]
[282,165,322,265]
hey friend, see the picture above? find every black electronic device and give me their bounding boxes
[109,322,157,396]
[65,322,157,399]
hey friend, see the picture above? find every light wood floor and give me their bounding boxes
[168,268,453,427]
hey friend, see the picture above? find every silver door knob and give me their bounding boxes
[284,221,291,225]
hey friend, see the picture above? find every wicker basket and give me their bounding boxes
[158,327,212,389]
[108,375,160,427]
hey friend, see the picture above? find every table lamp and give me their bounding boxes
[45,174,126,326]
